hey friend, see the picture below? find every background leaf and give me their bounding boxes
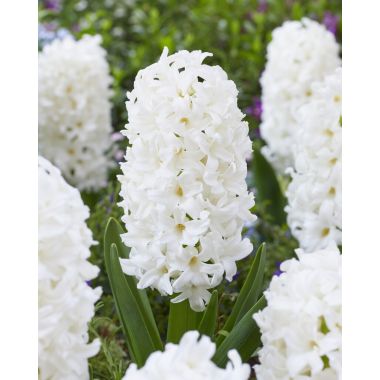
[251,146,287,225]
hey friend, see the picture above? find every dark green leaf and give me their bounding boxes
[167,299,203,344]
[198,291,218,338]
[104,217,158,342]
[216,244,266,346]
[105,242,162,367]
[251,147,287,225]
[213,296,266,367]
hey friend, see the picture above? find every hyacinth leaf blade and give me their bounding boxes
[216,243,266,346]
[251,146,287,225]
[213,296,266,367]
[104,217,158,334]
[197,290,218,338]
[235,243,267,321]
[106,243,163,366]
[104,217,131,259]
[167,299,203,344]
[104,233,162,367]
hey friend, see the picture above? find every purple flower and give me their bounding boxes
[111,132,124,142]
[72,24,81,34]
[243,226,255,239]
[253,127,261,140]
[323,12,339,36]
[114,150,125,162]
[44,0,61,12]
[246,96,263,120]
[257,0,268,13]
[273,261,284,277]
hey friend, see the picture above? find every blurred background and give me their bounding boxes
[39,0,341,136]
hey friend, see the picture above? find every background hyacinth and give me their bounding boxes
[38,1,342,378]
[38,156,101,379]
[286,68,342,252]
[118,48,255,311]
[38,34,113,191]
[253,244,342,380]
[259,18,341,172]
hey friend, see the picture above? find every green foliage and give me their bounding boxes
[104,221,163,367]
[251,143,287,225]
[88,298,128,380]
[198,291,218,338]
[213,296,266,367]
[167,299,203,344]
[216,244,266,346]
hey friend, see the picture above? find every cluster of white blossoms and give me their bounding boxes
[260,18,341,172]
[118,48,255,311]
[286,68,342,252]
[122,331,250,380]
[253,244,342,380]
[38,156,101,380]
[39,35,113,191]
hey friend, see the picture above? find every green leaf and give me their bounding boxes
[167,299,203,344]
[104,217,130,259]
[104,218,157,337]
[104,219,163,366]
[216,244,266,346]
[198,291,218,338]
[106,244,163,367]
[251,146,287,225]
[213,296,266,367]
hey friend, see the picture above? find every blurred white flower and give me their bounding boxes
[286,68,342,252]
[122,330,250,380]
[39,35,113,191]
[118,48,255,311]
[260,18,341,172]
[38,156,101,380]
[253,244,342,380]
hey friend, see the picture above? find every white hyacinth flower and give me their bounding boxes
[39,35,113,191]
[286,68,342,252]
[122,330,250,380]
[253,244,342,380]
[118,48,256,311]
[38,156,101,380]
[260,18,341,172]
